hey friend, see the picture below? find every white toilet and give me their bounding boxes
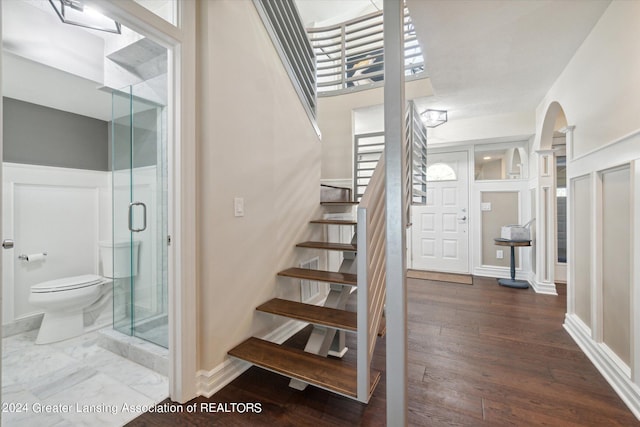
[29,240,140,345]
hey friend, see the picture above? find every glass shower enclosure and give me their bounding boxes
[111,83,168,348]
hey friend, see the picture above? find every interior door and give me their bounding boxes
[411,151,469,273]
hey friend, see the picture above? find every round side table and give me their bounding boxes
[494,238,531,289]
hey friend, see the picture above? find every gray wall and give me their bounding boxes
[482,191,519,267]
[602,166,631,365]
[573,175,591,328]
[3,97,109,171]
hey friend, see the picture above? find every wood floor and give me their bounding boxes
[128,277,640,426]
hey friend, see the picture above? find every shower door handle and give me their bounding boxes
[128,202,147,232]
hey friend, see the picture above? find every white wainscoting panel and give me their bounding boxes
[564,128,640,421]
[1,163,110,326]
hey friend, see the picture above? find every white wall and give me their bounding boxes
[535,1,640,157]
[197,0,325,373]
[318,78,432,181]
[1,0,104,83]
[428,111,535,146]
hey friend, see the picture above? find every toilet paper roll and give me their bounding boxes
[22,253,46,262]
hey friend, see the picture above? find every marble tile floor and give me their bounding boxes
[2,329,169,426]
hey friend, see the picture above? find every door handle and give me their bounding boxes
[458,216,467,221]
[2,239,14,249]
[128,202,147,232]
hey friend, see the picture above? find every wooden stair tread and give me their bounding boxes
[228,337,380,399]
[310,219,357,226]
[321,201,358,206]
[278,268,357,286]
[257,298,357,332]
[297,241,357,251]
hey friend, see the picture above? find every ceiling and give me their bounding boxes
[405,0,611,120]
[3,1,613,127]
[2,0,115,121]
[297,0,611,127]
[295,0,382,27]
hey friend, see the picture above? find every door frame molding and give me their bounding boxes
[90,0,199,403]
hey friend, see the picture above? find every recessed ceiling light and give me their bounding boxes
[483,156,492,160]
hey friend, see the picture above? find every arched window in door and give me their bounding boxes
[426,163,457,181]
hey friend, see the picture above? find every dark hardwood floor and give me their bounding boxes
[128,277,640,426]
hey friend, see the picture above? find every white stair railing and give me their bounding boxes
[404,100,428,225]
[356,153,386,402]
[307,8,424,95]
[253,0,319,135]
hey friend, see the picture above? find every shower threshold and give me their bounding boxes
[97,325,168,376]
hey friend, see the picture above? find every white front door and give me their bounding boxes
[411,151,469,273]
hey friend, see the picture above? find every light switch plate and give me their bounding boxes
[234,197,244,217]
[481,202,492,211]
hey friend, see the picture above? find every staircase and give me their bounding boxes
[228,169,387,403]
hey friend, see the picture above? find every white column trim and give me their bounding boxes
[535,149,557,294]
[564,126,575,315]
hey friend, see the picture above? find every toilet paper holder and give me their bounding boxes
[18,252,48,261]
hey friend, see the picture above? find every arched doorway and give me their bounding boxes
[533,101,573,294]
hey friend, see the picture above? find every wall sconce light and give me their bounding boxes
[49,0,121,34]
[420,109,448,128]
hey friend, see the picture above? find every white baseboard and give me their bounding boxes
[2,313,43,338]
[474,266,557,295]
[530,280,558,295]
[564,313,640,420]
[196,357,250,398]
[473,265,526,279]
[474,265,508,279]
[196,319,309,398]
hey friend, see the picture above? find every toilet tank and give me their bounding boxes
[98,240,140,279]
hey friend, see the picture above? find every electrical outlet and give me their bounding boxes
[234,197,244,217]
[496,249,504,259]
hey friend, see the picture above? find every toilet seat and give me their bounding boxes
[31,274,103,293]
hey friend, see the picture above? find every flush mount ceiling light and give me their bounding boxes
[49,0,121,34]
[420,109,448,128]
